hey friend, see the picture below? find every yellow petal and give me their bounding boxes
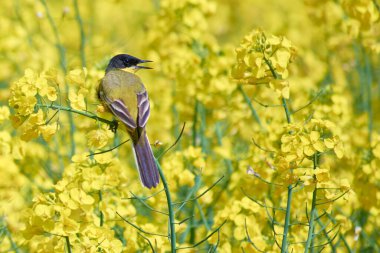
[304,145,315,156]
[310,131,320,142]
[334,144,344,159]
[313,140,325,152]
[324,138,335,149]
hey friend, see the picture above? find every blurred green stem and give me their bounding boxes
[199,102,207,152]
[281,185,293,253]
[99,190,104,226]
[192,99,199,146]
[196,200,210,231]
[5,225,19,253]
[305,153,318,252]
[40,0,67,73]
[73,0,87,67]
[238,85,263,128]
[364,54,373,143]
[40,0,76,156]
[155,160,176,253]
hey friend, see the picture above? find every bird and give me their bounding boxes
[97,54,159,189]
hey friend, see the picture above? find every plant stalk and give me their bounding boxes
[156,160,176,252]
[281,185,293,253]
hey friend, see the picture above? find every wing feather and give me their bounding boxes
[137,91,150,128]
[98,84,137,130]
[109,99,137,129]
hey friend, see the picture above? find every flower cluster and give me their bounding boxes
[232,29,296,98]
[21,154,129,252]
[9,69,59,141]
[342,0,379,30]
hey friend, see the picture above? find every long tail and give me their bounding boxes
[132,132,160,189]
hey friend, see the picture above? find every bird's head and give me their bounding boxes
[106,54,152,73]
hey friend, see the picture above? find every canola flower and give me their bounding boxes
[1,0,380,252]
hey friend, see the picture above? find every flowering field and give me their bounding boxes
[1,0,380,252]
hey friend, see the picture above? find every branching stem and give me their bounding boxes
[36,103,117,130]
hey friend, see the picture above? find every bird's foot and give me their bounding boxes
[109,120,119,133]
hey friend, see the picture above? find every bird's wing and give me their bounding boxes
[137,90,150,128]
[99,84,137,130]
[109,99,137,130]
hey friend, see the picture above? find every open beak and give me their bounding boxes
[135,60,153,69]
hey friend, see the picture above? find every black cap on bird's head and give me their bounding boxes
[106,54,152,73]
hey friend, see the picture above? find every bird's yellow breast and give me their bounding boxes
[100,69,146,120]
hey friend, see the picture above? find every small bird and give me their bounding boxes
[98,54,159,189]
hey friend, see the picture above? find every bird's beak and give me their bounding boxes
[135,60,153,69]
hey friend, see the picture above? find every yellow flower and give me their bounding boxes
[34,204,54,219]
[340,179,351,191]
[373,143,380,158]
[69,188,95,206]
[334,142,344,159]
[94,152,114,164]
[18,110,46,141]
[232,29,296,90]
[58,192,79,210]
[61,216,80,235]
[40,85,57,102]
[269,79,290,99]
[67,68,87,86]
[178,169,195,186]
[72,152,90,163]
[10,96,37,116]
[39,123,59,141]
[87,128,113,149]
[0,131,12,155]
[69,91,86,110]
[0,106,10,123]
[315,167,330,183]
[342,0,379,30]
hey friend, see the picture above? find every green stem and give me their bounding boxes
[156,160,176,253]
[99,190,104,226]
[14,0,33,47]
[176,176,201,244]
[192,100,199,146]
[282,98,291,124]
[305,154,318,252]
[339,233,352,253]
[73,0,86,67]
[189,204,196,244]
[317,217,337,253]
[196,200,210,231]
[65,236,72,253]
[265,53,293,253]
[281,185,293,253]
[41,0,67,73]
[364,53,373,143]
[5,225,19,253]
[41,0,76,156]
[36,103,117,129]
[238,85,263,128]
[199,103,207,152]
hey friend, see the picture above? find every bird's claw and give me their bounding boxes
[110,120,119,133]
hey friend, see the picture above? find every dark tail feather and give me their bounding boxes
[132,132,160,189]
